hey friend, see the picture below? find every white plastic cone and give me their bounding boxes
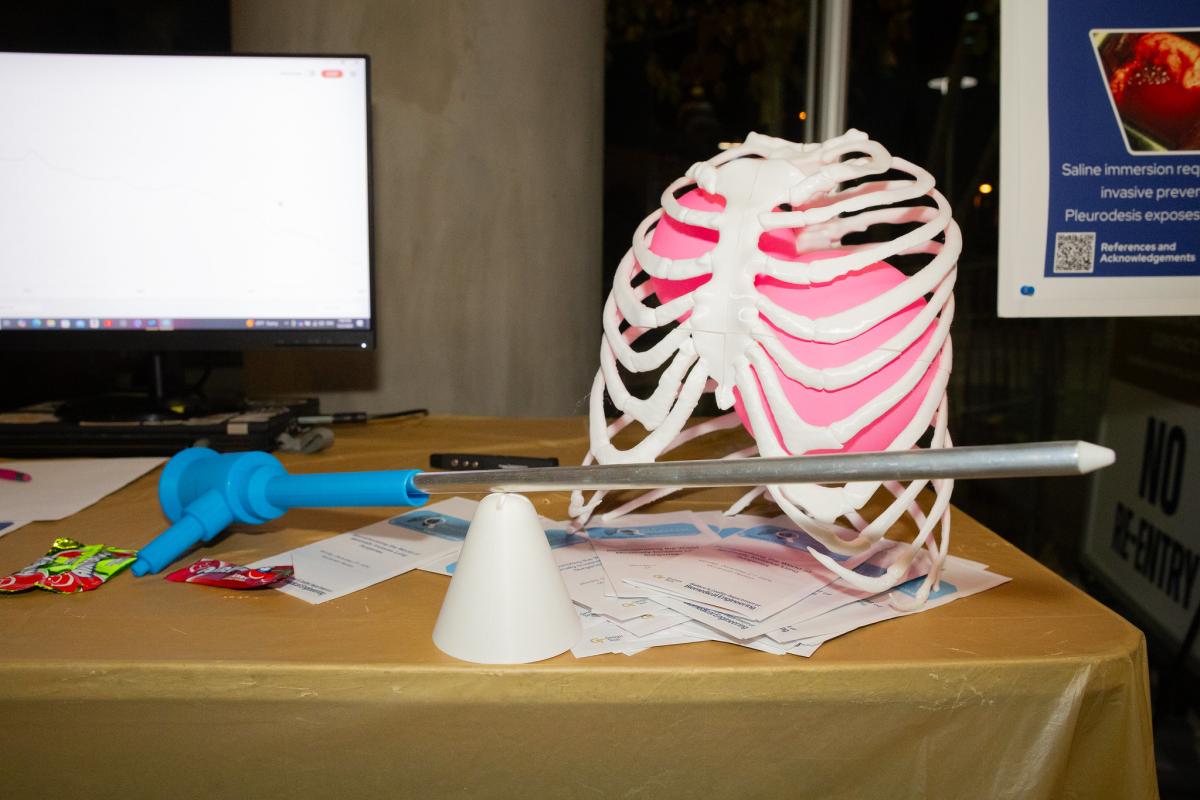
[432,492,581,664]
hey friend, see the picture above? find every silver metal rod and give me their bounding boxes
[817,0,852,141]
[411,441,1114,495]
[804,0,819,142]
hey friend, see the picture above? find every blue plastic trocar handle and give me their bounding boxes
[131,447,428,576]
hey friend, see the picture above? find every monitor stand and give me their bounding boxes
[54,352,238,423]
[0,352,304,456]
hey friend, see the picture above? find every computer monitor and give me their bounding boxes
[0,51,374,352]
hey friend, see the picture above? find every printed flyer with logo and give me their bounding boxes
[999,0,1200,316]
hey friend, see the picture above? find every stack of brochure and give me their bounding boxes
[405,499,1010,659]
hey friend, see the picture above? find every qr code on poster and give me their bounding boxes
[1053,232,1096,273]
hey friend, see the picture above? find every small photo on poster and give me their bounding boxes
[1091,29,1200,154]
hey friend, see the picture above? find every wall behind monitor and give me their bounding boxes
[234,0,604,416]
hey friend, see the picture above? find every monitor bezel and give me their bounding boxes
[0,50,377,352]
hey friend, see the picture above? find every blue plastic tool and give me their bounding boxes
[131,447,427,576]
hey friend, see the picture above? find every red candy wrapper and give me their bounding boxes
[165,559,293,589]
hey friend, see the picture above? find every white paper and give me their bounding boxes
[571,609,709,658]
[585,512,719,597]
[564,516,1008,659]
[769,557,1010,644]
[414,502,567,576]
[571,604,800,658]
[652,594,763,639]
[735,541,932,638]
[606,604,690,636]
[0,457,164,521]
[252,498,476,604]
[786,641,820,658]
[696,511,779,539]
[555,540,633,616]
[415,552,460,577]
[631,521,849,621]
[588,595,675,622]
[549,537,684,624]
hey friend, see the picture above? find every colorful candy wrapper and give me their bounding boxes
[165,559,293,590]
[0,538,138,594]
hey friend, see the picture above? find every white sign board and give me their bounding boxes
[1083,379,1200,659]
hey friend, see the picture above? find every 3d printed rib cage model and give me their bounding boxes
[570,130,961,608]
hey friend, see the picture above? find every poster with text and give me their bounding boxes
[999,0,1200,317]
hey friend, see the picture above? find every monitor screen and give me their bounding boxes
[0,52,374,350]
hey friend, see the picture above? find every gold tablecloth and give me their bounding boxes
[0,417,1156,798]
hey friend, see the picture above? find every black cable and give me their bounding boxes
[369,408,429,421]
[295,408,429,425]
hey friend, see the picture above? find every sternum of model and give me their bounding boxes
[694,159,815,417]
[573,130,960,608]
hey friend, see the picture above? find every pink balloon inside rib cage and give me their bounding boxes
[573,130,960,608]
[649,188,940,455]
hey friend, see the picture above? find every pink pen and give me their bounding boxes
[0,468,31,482]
